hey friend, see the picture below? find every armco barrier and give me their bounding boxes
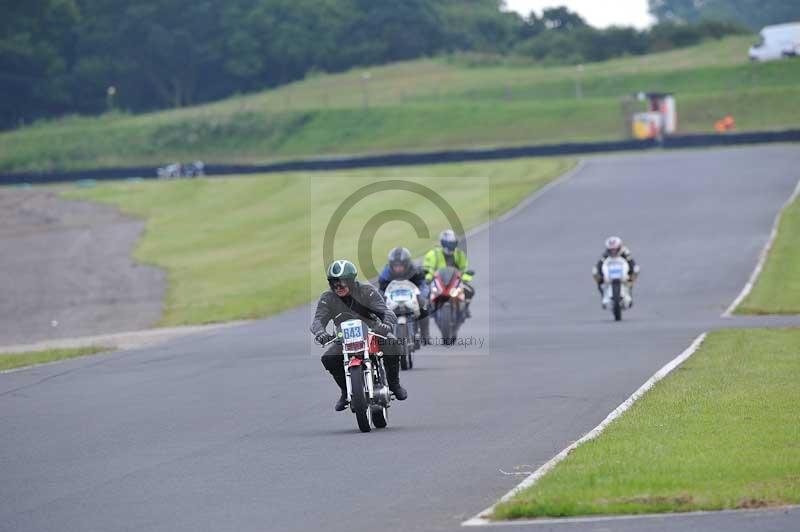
[662,129,800,148]
[0,166,155,186]
[2,129,798,186]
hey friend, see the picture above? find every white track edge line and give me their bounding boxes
[464,505,800,527]
[722,177,800,317]
[462,332,708,527]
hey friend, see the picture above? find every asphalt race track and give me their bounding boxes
[2,145,800,532]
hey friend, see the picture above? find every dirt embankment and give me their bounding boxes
[0,188,165,346]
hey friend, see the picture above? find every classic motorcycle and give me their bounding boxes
[430,267,470,345]
[384,279,421,370]
[600,257,632,321]
[156,160,205,179]
[322,312,391,432]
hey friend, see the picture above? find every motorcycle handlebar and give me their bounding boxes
[320,337,342,348]
[318,312,396,348]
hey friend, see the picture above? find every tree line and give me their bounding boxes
[2,0,789,130]
[648,0,800,31]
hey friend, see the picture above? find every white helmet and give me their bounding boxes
[605,236,623,257]
[439,229,458,255]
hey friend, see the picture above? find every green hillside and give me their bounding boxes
[3,35,799,173]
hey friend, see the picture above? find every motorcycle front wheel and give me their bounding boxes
[449,303,461,344]
[406,320,414,368]
[434,307,446,344]
[612,282,623,321]
[349,368,371,432]
[407,319,417,353]
[398,323,410,370]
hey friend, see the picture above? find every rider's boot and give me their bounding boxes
[330,371,349,411]
[464,301,472,319]
[385,356,408,400]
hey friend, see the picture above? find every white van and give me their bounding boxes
[749,23,800,62]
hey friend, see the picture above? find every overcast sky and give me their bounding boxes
[503,0,655,29]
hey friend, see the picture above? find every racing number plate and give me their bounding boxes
[391,289,413,301]
[341,319,364,343]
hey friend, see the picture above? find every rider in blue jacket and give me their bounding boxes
[378,247,431,345]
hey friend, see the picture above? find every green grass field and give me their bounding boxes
[64,157,572,326]
[3,35,799,172]
[493,328,800,520]
[737,191,800,314]
[0,346,109,371]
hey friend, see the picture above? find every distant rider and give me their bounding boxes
[592,236,640,301]
[311,259,407,411]
[423,229,475,317]
[379,247,431,345]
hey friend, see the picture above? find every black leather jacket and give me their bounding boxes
[310,280,397,337]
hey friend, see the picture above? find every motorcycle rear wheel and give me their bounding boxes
[349,368,371,433]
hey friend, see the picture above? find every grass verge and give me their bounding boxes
[493,328,800,519]
[737,190,800,314]
[64,157,573,326]
[0,346,110,372]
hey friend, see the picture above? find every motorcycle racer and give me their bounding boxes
[378,247,431,344]
[311,259,407,411]
[592,236,640,299]
[423,230,475,317]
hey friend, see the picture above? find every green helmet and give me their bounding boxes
[326,259,358,287]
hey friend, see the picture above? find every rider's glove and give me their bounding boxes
[315,332,336,345]
[372,322,393,337]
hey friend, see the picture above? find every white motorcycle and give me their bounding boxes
[600,257,633,321]
[321,312,391,433]
[384,279,421,370]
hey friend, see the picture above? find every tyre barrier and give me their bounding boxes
[3,129,799,186]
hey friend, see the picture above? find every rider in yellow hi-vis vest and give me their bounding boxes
[423,229,475,317]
